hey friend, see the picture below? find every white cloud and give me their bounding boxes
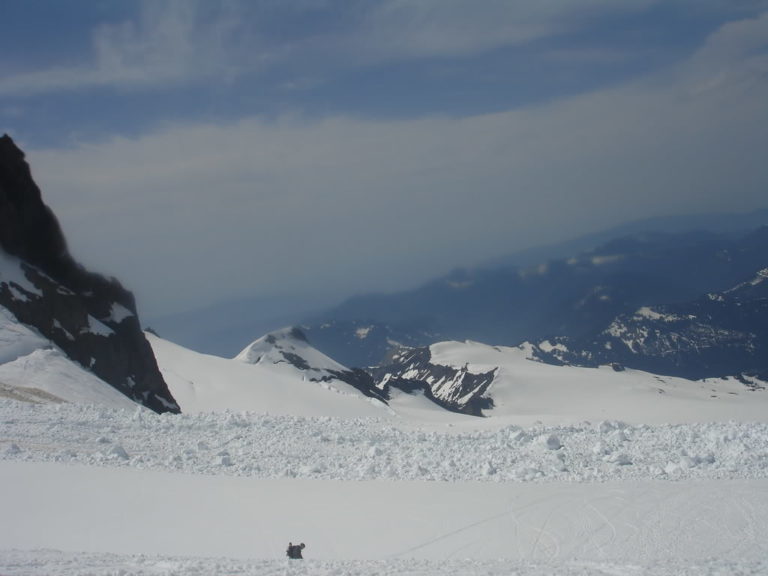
[20,11,768,317]
[684,10,768,95]
[356,0,661,60]
[0,0,665,96]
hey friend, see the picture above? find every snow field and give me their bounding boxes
[2,399,768,483]
[1,550,767,576]
[3,398,768,574]
[2,461,768,567]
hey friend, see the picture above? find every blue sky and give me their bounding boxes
[2,1,768,319]
[2,1,750,143]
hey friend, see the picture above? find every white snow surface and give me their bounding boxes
[3,329,768,573]
[151,333,388,417]
[2,399,768,575]
[0,306,49,365]
[429,340,768,425]
[235,327,347,372]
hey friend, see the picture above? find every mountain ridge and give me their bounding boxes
[304,225,768,374]
[0,134,179,413]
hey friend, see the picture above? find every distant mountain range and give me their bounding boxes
[149,209,768,359]
[303,226,768,381]
[150,327,767,422]
[2,131,766,419]
[530,264,768,381]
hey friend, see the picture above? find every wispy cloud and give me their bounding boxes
[25,12,768,316]
[0,0,668,97]
[356,0,661,60]
[0,0,249,95]
[684,10,768,94]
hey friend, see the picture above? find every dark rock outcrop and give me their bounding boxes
[371,346,496,416]
[0,134,179,413]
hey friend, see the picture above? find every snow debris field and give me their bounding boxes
[1,549,767,576]
[2,399,768,483]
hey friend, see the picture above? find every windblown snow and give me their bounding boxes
[2,324,768,575]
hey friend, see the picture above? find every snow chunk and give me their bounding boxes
[108,444,130,460]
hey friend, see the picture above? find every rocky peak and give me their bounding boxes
[0,134,179,413]
[0,134,72,275]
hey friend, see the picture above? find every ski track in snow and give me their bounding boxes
[2,399,768,483]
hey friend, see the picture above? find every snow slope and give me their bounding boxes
[235,326,349,373]
[154,331,768,426]
[0,306,138,409]
[429,340,768,425]
[149,332,389,417]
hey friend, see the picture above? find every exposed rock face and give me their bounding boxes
[371,346,496,416]
[0,134,179,413]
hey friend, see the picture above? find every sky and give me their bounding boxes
[1,0,768,320]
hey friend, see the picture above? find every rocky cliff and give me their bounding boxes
[0,134,179,413]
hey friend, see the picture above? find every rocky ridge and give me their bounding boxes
[0,134,179,413]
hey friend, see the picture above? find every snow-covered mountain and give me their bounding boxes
[4,260,768,576]
[146,325,768,426]
[5,291,766,425]
[0,134,178,413]
[373,339,768,424]
[148,330,391,417]
[303,227,768,374]
[235,326,386,403]
[531,265,768,380]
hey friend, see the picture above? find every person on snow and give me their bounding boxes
[286,542,305,559]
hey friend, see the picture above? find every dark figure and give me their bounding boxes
[286,542,305,559]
